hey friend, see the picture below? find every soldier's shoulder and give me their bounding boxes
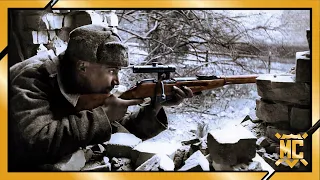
[10,50,61,82]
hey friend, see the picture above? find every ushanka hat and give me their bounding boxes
[65,24,128,67]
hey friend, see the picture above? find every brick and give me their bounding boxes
[266,126,291,142]
[86,10,104,25]
[24,14,49,30]
[106,10,118,26]
[135,154,174,171]
[256,74,310,105]
[295,51,311,83]
[53,149,86,171]
[45,13,64,30]
[290,107,311,131]
[256,136,271,148]
[207,125,257,166]
[32,31,38,44]
[131,141,181,168]
[37,31,49,44]
[178,150,210,171]
[256,99,289,123]
[105,133,142,158]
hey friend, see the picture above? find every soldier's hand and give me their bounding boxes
[161,86,193,107]
[103,95,144,122]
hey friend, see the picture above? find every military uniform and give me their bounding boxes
[8,25,168,171]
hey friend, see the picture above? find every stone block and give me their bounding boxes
[256,99,289,123]
[53,149,86,171]
[105,133,142,158]
[111,157,131,170]
[211,153,273,172]
[131,141,181,168]
[45,13,64,29]
[52,10,71,14]
[24,14,49,30]
[265,143,279,154]
[63,14,74,28]
[173,146,190,170]
[266,126,291,142]
[295,51,311,83]
[178,150,210,171]
[256,136,271,148]
[135,154,174,171]
[290,107,311,132]
[256,74,310,105]
[207,125,257,166]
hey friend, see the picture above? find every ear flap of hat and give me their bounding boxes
[96,42,129,67]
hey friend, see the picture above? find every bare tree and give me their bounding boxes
[116,10,285,69]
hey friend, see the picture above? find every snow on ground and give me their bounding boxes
[122,49,295,143]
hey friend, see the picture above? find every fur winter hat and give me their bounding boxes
[65,24,128,67]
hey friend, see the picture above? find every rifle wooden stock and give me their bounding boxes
[119,74,259,100]
[74,74,258,111]
[75,93,111,111]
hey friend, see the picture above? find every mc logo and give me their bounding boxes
[275,133,308,168]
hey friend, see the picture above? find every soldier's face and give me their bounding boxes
[75,60,120,94]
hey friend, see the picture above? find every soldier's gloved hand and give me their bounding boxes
[161,86,194,107]
[102,95,144,122]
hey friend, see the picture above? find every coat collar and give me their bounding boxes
[44,52,80,107]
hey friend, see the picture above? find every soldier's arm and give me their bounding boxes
[10,65,113,161]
